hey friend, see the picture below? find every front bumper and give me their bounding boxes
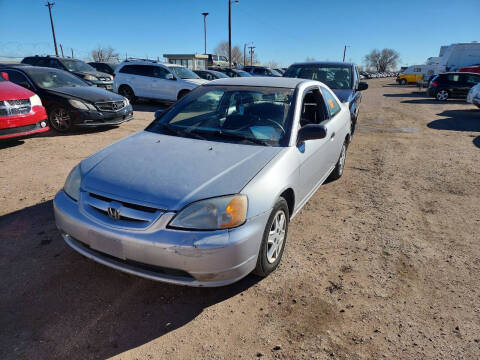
[0,105,49,140]
[53,190,269,286]
[72,105,134,127]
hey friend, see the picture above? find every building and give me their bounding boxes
[163,54,209,70]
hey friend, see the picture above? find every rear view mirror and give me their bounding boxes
[166,73,175,80]
[1,72,9,81]
[297,124,327,145]
[358,82,368,91]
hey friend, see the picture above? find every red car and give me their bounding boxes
[0,72,49,140]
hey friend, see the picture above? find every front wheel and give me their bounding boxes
[328,142,347,181]
[119,85,136,104]
[400,79,407,85]
[48,106,73,133]
[253,198,289,277]
[436,89,449,101]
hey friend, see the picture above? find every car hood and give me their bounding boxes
[332,89,354,103]
[80,131,283,210]
[48,86,125,103]
[182,78,209,86]
[0,81,34,100]
[73,70,111,79]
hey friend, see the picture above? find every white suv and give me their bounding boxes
[113,60,208,103]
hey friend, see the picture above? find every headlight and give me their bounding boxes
[68,99,96,111]
[29,94,42,107]
[123,96,130,106]
[84,74,98,81]
[64,165,82,201]
[169,195,247,230]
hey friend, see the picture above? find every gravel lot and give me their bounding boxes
[1,78,479,359]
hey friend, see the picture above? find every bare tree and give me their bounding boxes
[264,60,279,69]
[364,49,399,72]
[305,57,316,62]
[91,46,119,63]
[214,41,257,65]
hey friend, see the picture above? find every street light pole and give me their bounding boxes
[228,0,239,68]
[343,45,350,62]
[201,12,209,55]
[248,46,256,66]
[45,2,59,57]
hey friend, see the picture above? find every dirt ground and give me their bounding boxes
[1,78,479,360]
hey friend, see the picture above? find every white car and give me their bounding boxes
[113,60,208,103]
[467,82,480,108]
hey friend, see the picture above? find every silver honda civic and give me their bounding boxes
[54,77,351,286]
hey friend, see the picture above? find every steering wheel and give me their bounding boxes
[261,117,286,135]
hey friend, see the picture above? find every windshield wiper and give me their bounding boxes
[157,123,206,140]
[209,130,270,146]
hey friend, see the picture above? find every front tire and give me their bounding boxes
[400,79,407,85]
[436,89,449,101]
[48,105,73,133]
[328,142,347,181]
[118,85,136,104]
[254,198,289,277]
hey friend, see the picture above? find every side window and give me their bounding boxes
[5,70,31,88]
[300,88,328,126]
[321,87,341,118]
[150,66,169,79]
[49,59,64,69]
[353,66,359,89]
[36,58,50,67]
[22,57,37,65]
[447,74,460,82]
[465,74,480,85]
[119,65,136,74]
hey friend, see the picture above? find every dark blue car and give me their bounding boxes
[284,62,368,136]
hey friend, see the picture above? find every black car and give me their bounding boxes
[0,65,133,132]
[243,66,282,77]
[210,68,252,77]
[283,62,368,136]
[22,56,113,90]
[88,62,119,77]
[427,72,480,101]
[193,69,229,81]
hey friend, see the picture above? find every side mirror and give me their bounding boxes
[358,82,368,91]
[166,73,175,80]
[297,124,327,145]
[1,72,9,81]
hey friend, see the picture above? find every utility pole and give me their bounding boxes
[228,0,239,68]
[45,2,59,57]
[71,48,74,58]
[343,45,350,62]
[248,46,255,66]
[243,43,246,67]
[201,13,209,55]
[59,44,64,57]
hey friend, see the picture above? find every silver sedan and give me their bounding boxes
[54,77,351,286]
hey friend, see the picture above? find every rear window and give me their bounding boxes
[285,64,353,90]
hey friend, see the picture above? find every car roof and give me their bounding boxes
[289,61,354,67]
[206,76,312,88]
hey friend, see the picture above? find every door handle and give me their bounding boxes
[330,131,336,140]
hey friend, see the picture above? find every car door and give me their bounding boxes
[321,86,348,166]
[295,86,335,204]
[447,73,462,97]
[463,74,480,97]
[146,65,171,100]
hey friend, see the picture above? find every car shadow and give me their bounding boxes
[474,136,480,148]
[0,201,260,359]
[32,126,120,138]
[402,98,467,105]
[427,109,480,133]
[0,139,25,149]
[133,101,171,113]
[383,91,426,98]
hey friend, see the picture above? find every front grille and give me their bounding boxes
[69,236,195,281]
[95,100,125,112]
[0,99,31,117]
[82,191,164,229]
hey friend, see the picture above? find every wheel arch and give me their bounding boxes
[279,188,295,218]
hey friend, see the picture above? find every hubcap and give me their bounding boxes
[51,108,71,130]
[437,90,448,100]
[266,210,286,264]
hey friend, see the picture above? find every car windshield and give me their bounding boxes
[61,59,96,72]
[284,64,353,89]
[270,69,282,76]
[27,68,88,88]
[236,70,252,77]
[146,85,294,146]
[168,66,200,79]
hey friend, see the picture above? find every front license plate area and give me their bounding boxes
[88,230,125,260]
